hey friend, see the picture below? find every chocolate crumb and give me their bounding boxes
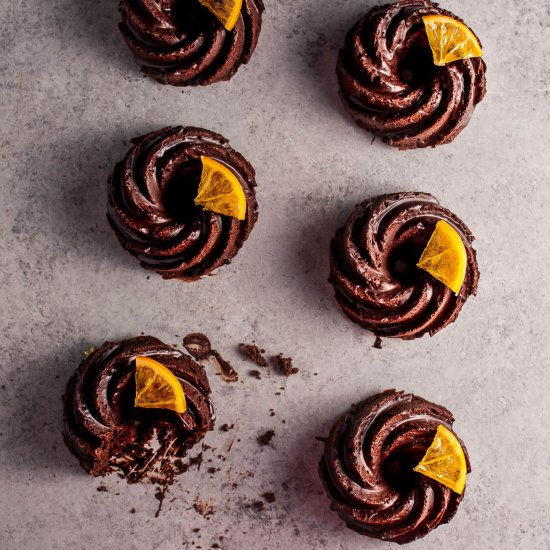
[220,424,234,432]
[373,336,383,349]
[261,492,276,503]
[239,343,268,367]
[249,369,262,379]
[257,430,275,446]
[269,411,275,416]
[96,485,108,492]
[212,544,221,549]
[274,354,298,376]
[130,508,136,514]
[192,528,201,533]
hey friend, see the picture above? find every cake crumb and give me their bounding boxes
[193,497,215,517]
[96,485,108,492]
[220,423,234,432]
[373,336,383,349]
[261,492,276,503]
[239,343,268,367]
[257,430,275,447]
[130,508,136,514]
[249,369,262,379]
[274,354,298,376]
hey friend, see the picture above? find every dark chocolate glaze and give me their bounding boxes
[319,390,470,544]
[337,0,486,149]
[63,336,215,484]
[329,192,479,339]
[119,0,264,86]
[107,126,258,280]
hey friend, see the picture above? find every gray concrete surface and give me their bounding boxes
[1,1,549,548]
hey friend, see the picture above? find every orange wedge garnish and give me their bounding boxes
[413,425,468,494]
[423,15,483,66]
[198,0,243,31]
[417,220,467,295]
[135,356,186,414]
[195,156,247,220]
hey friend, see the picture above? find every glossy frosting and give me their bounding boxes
[119,0,264,86]
[329,192,479,339]
[63,336,215,483]
[108,126,258,280]
[337,0,486,149]
[319,390,470,544]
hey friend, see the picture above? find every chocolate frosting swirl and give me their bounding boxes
[119,0,264,86]
[107,126,258,280]
[329,192,479,339]
[337,0,486,149]
[63,336,215,484]
[319,390,470,544]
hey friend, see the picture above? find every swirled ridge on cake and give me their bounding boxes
[119,0,265,86]
[337,0,486,149]
[319,390,470,544]
[329,192,479,339]
[63,336,215,484]
[107,126,258,280]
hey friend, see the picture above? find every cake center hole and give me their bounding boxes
[388,242,424,284]
[398,43,435,86]
[383,452,420,490]
[162,163,202,222]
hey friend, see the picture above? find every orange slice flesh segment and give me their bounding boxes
[422,14,483,66]
[135,356,186,414]
[416,220,467,295]
[198,0,243,31]
[413,425,467,494]
[195,156,247,221]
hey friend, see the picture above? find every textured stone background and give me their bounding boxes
[1,1,549,548]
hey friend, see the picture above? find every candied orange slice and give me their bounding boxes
[134,356,186,414]
[417,220,467,295]
[195,156,247,220]
[413,425,467,494]
[422,14,483,66]
[198,0,243,31]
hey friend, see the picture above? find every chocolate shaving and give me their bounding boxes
[183,333,238,382]
[183,333,212,360]
[239,343,268,367]
[154,486,168,518]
